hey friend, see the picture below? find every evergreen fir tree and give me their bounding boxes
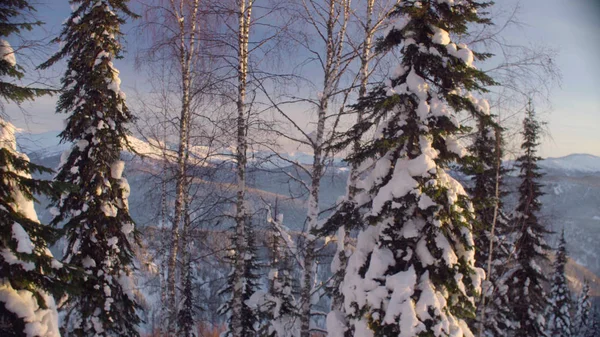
[588,306,600,337]
[0,2,69,335]
[323,1,495,336]
[548,230,572,337]
[219,220,262,337]
[0,0,51,107]
[263,252,300,337]
[462,120,515,336]
[573,280,592,337]
[0,119,69,337]
[39,1,141,335]
[504,103,551,337]
[463,116,509,269]
[261,210,300,337]
[315,180,361,337]
[177,251,197,337]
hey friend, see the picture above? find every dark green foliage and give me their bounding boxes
[574,280,592,337]
[463,117,509,265]
[461,117,516,336]
[177,255,197,337]
[0,0,43,36]
[263,252,299,337]
[40,1,141,335]
[0,120,71,337]
[504,103,551,337]
[588,307,600,337]
[548,230,572,337]
[219,220,262,337]
[0,0,51,106]
[0,1,70,334]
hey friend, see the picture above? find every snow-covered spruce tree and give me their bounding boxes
[573,280,592,337]
[263,252,300,337]
[219,219,262,337]
[0,119,69,337]
[463,115,504,268]
[548,230,572,336]
[39,1,141,336]
[504,103,551,337]
[588,307,600,337]
[244,209,300,337]
[1,2,70,335]
[324,1,495,336]
[461,118,515,336]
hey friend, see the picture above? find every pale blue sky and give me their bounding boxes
[5,0,600,158]
[519,0,600,157]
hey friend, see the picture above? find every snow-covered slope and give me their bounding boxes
[18,132,600,279]
[16,130,69,158]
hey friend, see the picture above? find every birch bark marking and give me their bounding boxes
[328,0,377,317]
[300,1,350,336]
[231,0,254,335]
[166,1,200,335]
[348,0,374,198]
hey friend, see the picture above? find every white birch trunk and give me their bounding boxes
[159,170,168,336]
[300,1,350,336]
[348,0,375,198]
[230,1,253,335]
[166,1,199,335]
[330,0,376,316]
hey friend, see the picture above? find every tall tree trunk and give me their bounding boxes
[300,2,349,336]
[166,1,199,335]
[178,191,194,337]
[269,199,280,293]
[159,103,169,336]
[300,111,325,337]
[159,165,168,336]
[348,0,374,198]
[231,1,253,335]
[476,125,503,337]
[330,0,375,315]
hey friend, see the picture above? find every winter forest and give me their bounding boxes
[1,0,600,336]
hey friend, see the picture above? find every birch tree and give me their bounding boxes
[209,0,292,334]
[162,2,200,334]
[135,1,226,333]
[228,0,254,334]
[320,2,399,332]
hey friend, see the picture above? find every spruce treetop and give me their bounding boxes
[505,102,551,337]
[548,230,572,337]
[574,280,592,337]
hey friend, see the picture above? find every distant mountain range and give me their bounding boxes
[17,130,600,172]
[17,130,600,294]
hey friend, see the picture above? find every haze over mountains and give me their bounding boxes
[18,131,600,292]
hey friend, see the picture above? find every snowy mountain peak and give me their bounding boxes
[540,153,600,173]
[14,131,600,174]
[16,130,68,157]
